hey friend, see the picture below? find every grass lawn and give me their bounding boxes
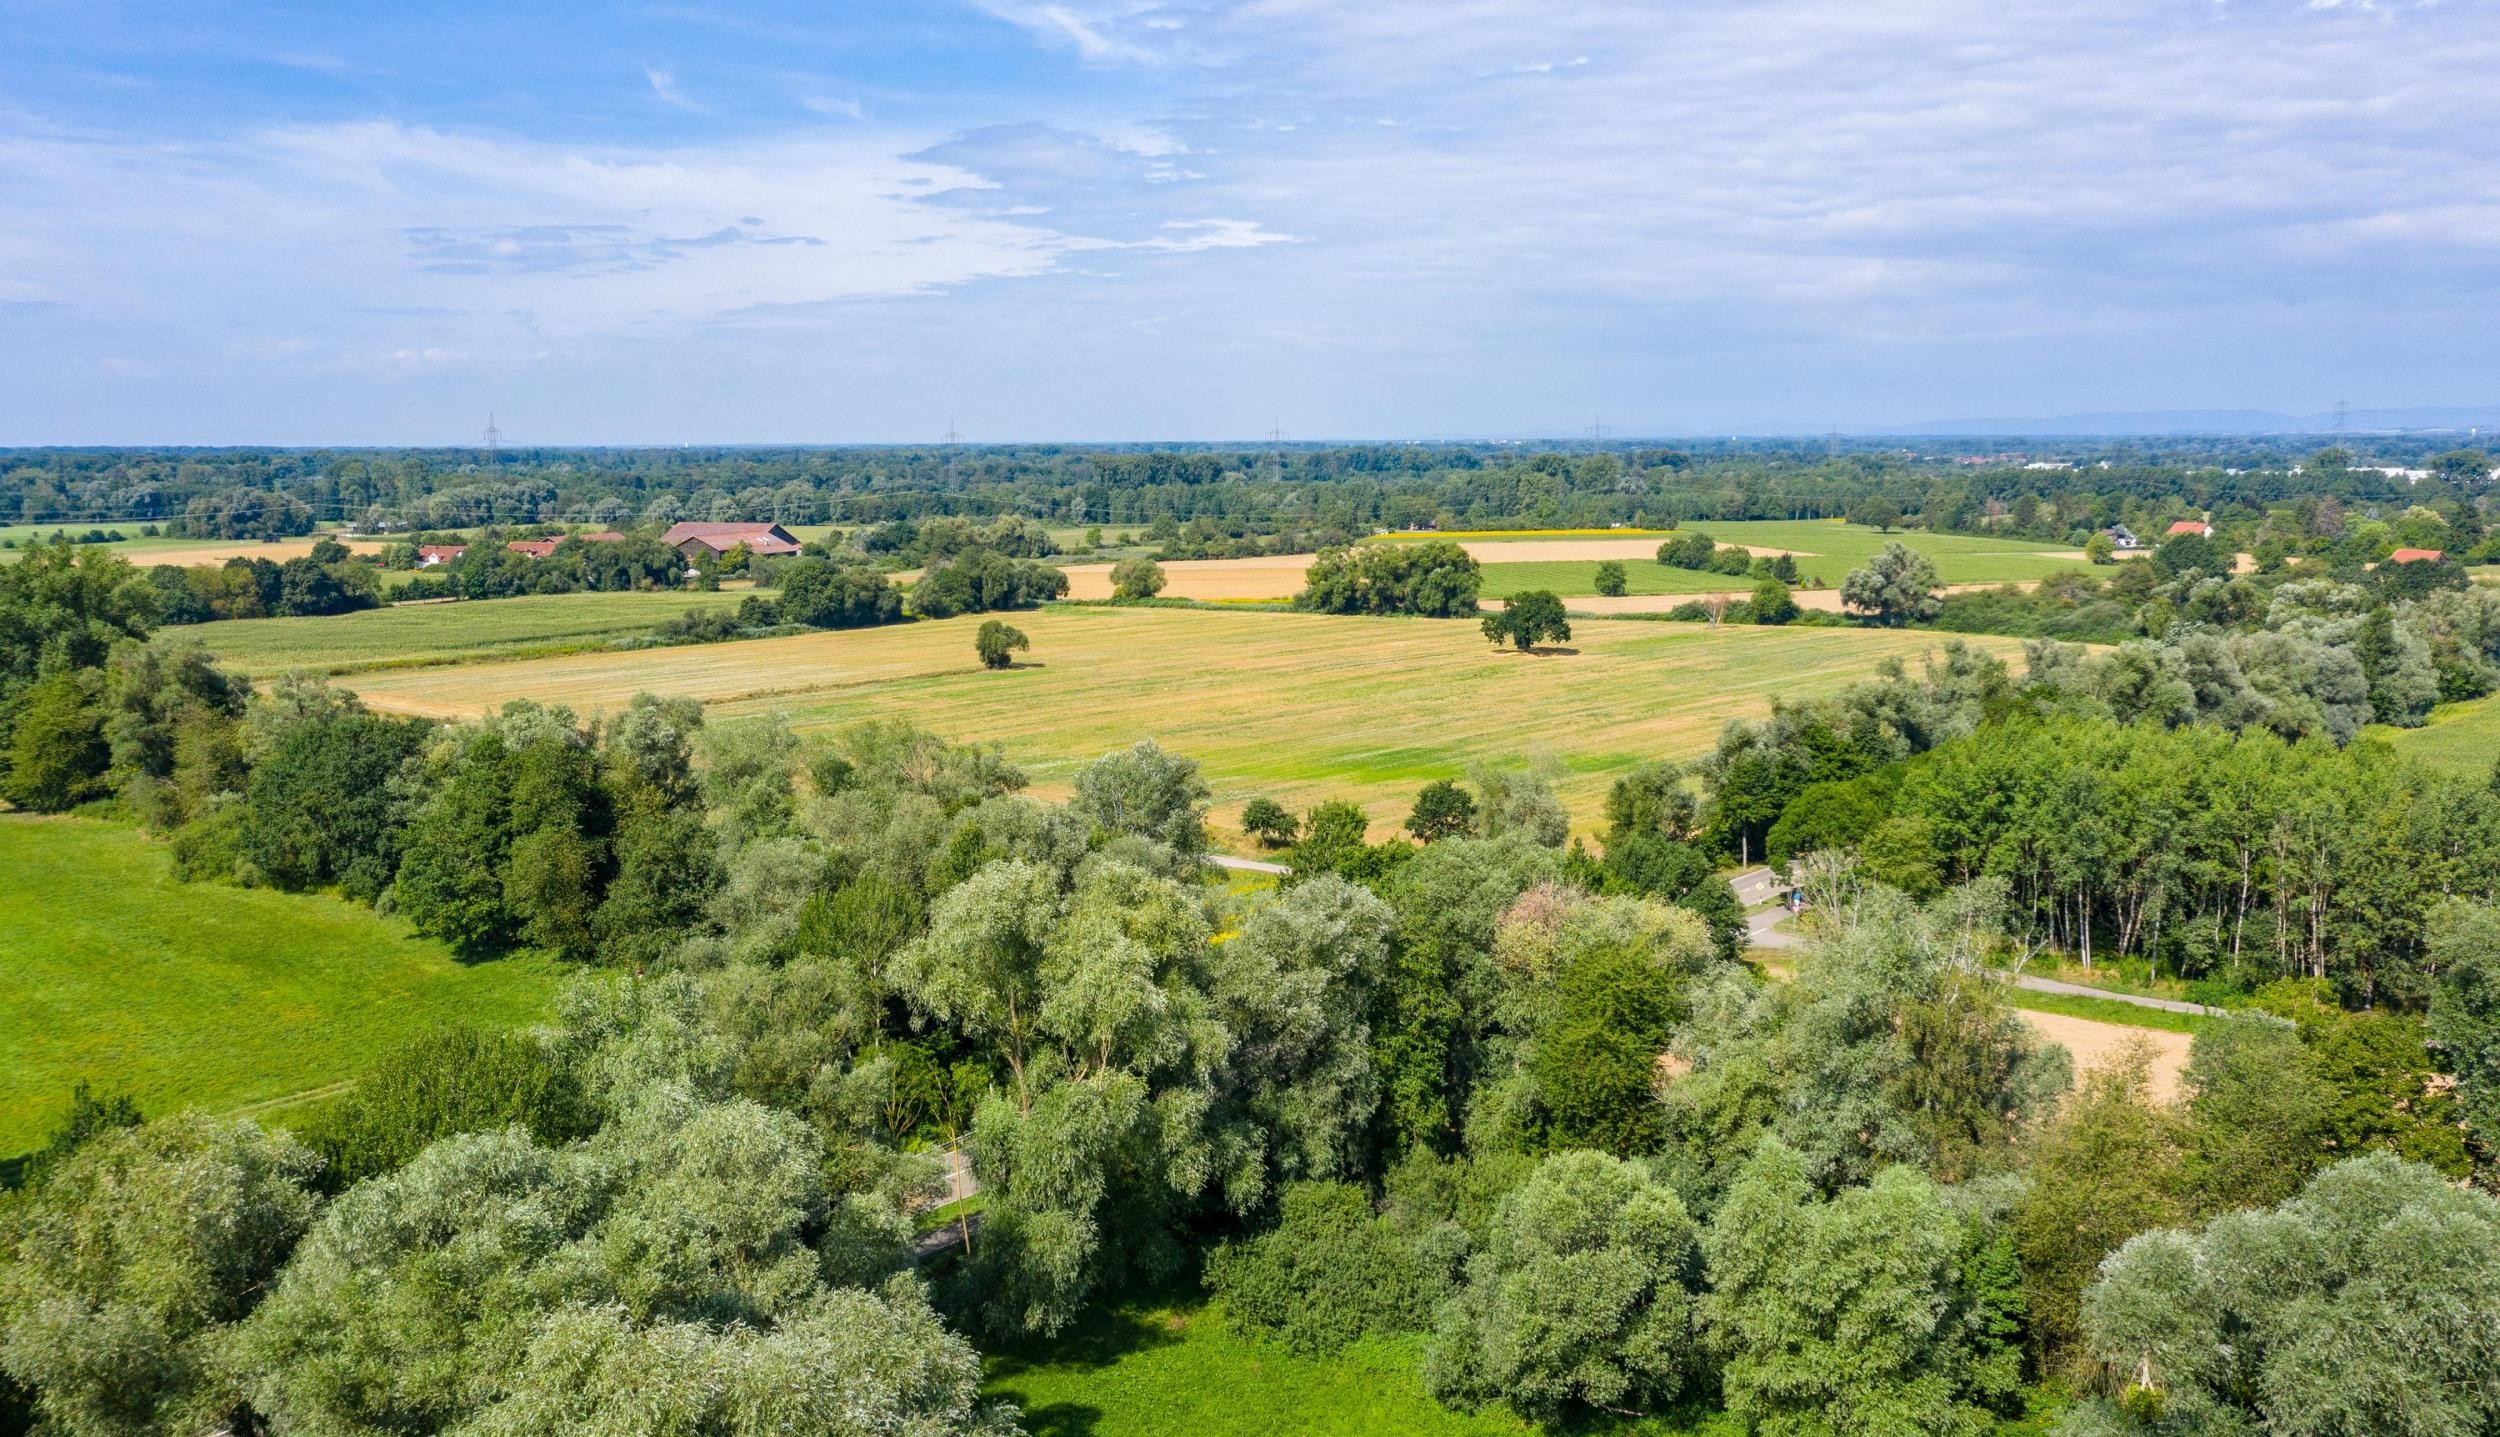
[0,815,563,1156]
[165,589,745,677]
[983,1297,1732,1437]
[2376,694,2500,780]
[2006,987,2210,1037]
[336,606,2025,838]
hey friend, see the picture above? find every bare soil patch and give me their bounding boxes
[2020,1010,2190,1104]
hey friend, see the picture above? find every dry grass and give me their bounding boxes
[343,606,2026,835]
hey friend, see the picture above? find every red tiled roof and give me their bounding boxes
[2388,548,2445,564]
[416,544,466,560]
[2166,520,2210,536]
[506,538,561,558]
[660,521,802,555]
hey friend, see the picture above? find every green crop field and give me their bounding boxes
[2378,695,2500,779]
[1458,521,2083,596]
[165,589,746,677]
[338,606,2025,837]
[1475,560,1813,600]
[982,1296,1729,1437]
[0,816,562,1157]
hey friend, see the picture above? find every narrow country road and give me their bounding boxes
[1724,867,2217,1015]
[1209,853,1291,875]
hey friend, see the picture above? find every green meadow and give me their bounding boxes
[164,589,746,677]
[2379,694,2500,780]
[0,816,562,1156]
[981,1296,1737,1437]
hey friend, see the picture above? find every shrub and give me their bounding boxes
[1207,1183,1438,1355]
[1594,560,1628,597]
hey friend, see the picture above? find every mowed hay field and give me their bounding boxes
[170,589,745,677]
[0,526,385,567]
[0,816,562,1156]
[342,606,2028,834]
[1042,523,2084,604]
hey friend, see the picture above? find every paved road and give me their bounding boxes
[1990,971,2218,1016]
[1728,866,2213,1015]
[1210,853,1292,875]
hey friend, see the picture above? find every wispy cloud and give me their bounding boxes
[643,64,702,111]
[800,94,865,120]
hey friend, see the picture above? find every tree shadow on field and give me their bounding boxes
[1510,645,1579,657]
[983,1301,1185,1379]
[1006,1403,1103,1437]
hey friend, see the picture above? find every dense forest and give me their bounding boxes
[5,537,2500,1436]
[3,437,2493,560]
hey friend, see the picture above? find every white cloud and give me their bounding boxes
[643,65,702,111]
[1136,218,1293,251]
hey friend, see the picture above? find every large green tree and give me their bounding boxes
[1840,541,1943,626]
[2073,1154,2500,1436]
[0,1116,322,1437]
[1426,1150,1701,1421]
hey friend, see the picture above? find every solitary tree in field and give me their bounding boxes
[2083,531,2116,565]
[1751,578,1799,626]
[1240,796,1298,848]
[1593,560,1628,597]
[1850,498,1903,532]
[1839,543,1941,627]
[975,620,1029,669]
[1482,591,1571,651]
[1110,555,1166,600]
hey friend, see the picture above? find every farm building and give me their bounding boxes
[2164,519,2213,539]
[506,531,631,559]
[414,544,466,567]
[661,521,803,560]
[2102,524,2141,550]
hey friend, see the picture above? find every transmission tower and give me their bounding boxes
[941,418,963,445]
[2333,399,2349,439]
[484,412,502,468]
[1586,418,1610,442]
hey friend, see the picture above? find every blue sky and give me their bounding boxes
[2,0,2494,443]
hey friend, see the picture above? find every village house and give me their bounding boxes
[659,521,803,562]
[2102,524,2141,551]
[414,544,466,567]
[2165,519,2213,539]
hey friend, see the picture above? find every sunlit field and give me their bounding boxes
[337,605,2025,836]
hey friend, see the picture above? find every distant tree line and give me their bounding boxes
[7,438,2487,567]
